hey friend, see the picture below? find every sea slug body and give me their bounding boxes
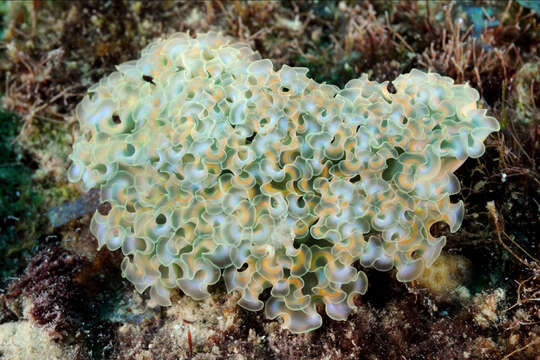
[68,32,499,333]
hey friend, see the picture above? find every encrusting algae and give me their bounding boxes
[67,31,499,333]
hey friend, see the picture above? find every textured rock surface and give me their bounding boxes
[0,321,79,360]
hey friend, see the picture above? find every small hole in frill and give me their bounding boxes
[387,81,397,94]
[156,214,167,225]
[246,132,257,144]
[429,221,449,238]
[238,263,248,272]
[142,75,155,85]
[124,144,135,157]
[98,201,112,216]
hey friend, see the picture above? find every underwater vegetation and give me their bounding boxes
[0,1,538,359]
[0,110,43,288]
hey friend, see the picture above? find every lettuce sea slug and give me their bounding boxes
[67,32,499,333]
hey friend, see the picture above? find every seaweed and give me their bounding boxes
[0,110,42,288]
[0,0,538,358]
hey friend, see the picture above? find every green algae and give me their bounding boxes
[0,1,538,357]
[0,110,42,287]
[0,110,79,287]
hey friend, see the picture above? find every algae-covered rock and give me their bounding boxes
[0,321,79,360]
[513,62,540,124]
